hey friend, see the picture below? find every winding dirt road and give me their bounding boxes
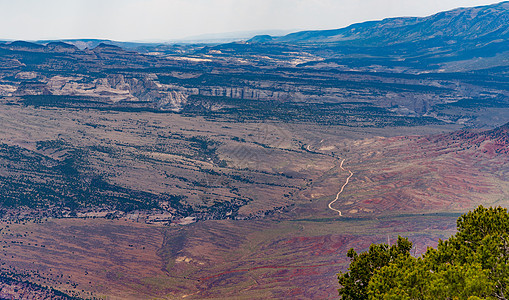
[328,159,354,216]
[306,144,354,216]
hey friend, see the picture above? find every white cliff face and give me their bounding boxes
[184,86,313,103]
[41,75,133,101]
[11,70,306,111]
[10,72,191,111]
[156,90,188,111]
[8,72,355,111]
[15,72,38,80]
[9,71,447,115]
[0,84,16,96]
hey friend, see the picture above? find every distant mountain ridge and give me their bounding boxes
[34,39,157,50]
[251,1,509,45]
[243,1,509,73]
[0,40,131,54]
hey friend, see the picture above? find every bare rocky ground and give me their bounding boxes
[0,100,506,298]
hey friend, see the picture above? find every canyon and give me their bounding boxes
[0,1,507,299]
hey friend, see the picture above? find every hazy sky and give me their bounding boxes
[0,0,504,41]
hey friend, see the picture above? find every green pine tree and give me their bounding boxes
[338,206,509,299]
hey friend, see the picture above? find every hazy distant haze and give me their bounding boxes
[0,0,504,41]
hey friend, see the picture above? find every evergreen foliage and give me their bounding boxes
[338,206,509,299]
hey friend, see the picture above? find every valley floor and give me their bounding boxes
[0,103,507,299]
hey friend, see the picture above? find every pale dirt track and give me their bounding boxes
[306,144,354,216]
[328,159,354,216]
